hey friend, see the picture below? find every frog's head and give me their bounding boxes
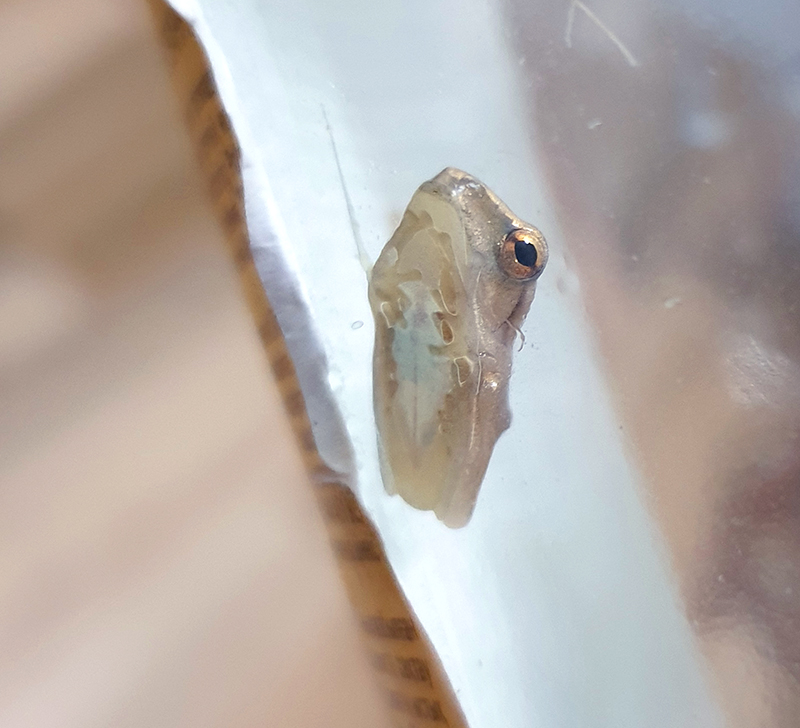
[423,167,548,335]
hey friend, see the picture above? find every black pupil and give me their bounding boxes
[514,238,538,268]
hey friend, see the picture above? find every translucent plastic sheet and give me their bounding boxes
[172,0,800,725]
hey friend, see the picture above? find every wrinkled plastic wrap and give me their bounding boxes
[171,0,800,725]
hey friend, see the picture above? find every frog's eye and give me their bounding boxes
[498,228,548,281]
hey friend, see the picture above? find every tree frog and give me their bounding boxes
[368,168,548,527]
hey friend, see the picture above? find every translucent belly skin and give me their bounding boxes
[368,168,547,527]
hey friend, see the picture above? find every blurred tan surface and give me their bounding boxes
[0,0,388,725]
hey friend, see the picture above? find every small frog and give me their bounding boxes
[368,168,547,527]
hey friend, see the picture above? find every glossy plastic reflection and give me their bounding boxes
[507,0,800,723]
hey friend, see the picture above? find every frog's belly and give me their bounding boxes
[390,280,453,453]
[372,276,478,511]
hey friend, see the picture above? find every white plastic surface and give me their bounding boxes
[170,1,722,725]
